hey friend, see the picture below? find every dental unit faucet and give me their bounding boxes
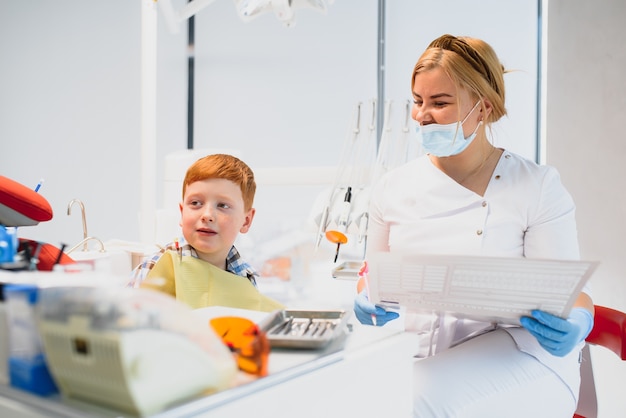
[67,199,89,251]
[66,236,105,255]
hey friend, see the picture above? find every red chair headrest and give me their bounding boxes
[0,176,53,227]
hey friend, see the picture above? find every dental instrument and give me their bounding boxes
[258,309,350,349]
[326,186,352,263]
[315,102,362,251]
[357,212,368,244]
[28,242,44,271]
[34,179,44,193]
[372,100,394,182]
[358,261,377,326]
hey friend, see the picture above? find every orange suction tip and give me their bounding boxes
[325,230,348,244]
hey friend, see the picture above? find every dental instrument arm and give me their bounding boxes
[326,186,352,263]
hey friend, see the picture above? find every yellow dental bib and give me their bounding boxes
[140,250,284,312]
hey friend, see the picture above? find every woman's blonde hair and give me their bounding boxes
[412,34,507,124]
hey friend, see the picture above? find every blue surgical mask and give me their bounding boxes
[415,101,481,157]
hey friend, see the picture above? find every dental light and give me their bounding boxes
[236,0,332,27]
[160,0,333,31]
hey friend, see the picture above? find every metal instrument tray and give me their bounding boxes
[331,261,362,280]
[258,309,350,349]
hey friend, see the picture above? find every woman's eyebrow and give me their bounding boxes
[430,93,454,100]
[412,92,454,100]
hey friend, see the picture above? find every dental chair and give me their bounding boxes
[574,305,626,418]
[0,175,75,271]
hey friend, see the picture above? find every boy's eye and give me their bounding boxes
[218,202,231,209]
[190,200,202,207]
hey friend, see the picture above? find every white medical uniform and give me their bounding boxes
[368,150,589,417]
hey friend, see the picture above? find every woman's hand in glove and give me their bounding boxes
[353,289,399,326]
[520,307,594,357]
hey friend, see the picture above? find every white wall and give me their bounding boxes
[0,1,141,248]
[0,0,537,253]
[545,1,626,416]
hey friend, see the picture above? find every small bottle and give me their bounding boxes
[0,283,9,385]
[4,283,58,396]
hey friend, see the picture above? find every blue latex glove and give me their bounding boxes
[353,289,400,326]
[520,307,594,357]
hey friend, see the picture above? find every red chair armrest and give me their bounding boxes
[585,305,626,360]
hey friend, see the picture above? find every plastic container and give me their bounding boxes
[0,226,17,264]
[37,286,238,416]
[4,283,58,396]
[0,283,9,385]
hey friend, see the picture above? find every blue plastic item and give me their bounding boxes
[4,284,58,396]
[0,226,17,263]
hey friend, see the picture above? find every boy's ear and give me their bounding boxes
[179,202,183,227]
[240,208,255,234]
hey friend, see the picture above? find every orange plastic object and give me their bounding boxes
[325,230,348,244]
[261,256,291,281]
[209,317,270,377]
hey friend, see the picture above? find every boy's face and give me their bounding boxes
[179,178,255,268]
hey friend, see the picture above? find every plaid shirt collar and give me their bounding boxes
[179,238,258,285]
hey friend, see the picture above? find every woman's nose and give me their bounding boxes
[412,104,427,124]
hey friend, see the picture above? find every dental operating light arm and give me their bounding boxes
[159,0,331,32]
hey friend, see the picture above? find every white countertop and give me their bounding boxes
[0,306,417,418]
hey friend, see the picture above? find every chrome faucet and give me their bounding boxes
[67,199,89,251]
[66,236,106,255]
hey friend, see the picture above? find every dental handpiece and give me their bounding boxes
[327,187,352,263]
